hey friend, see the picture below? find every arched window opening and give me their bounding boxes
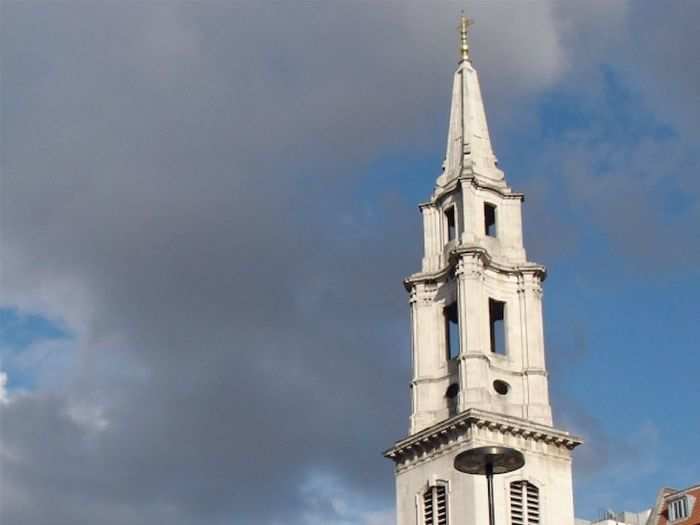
[424,484,448,525]
[510,481,540,525]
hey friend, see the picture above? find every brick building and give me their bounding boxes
[575,484,700,525]
[647,485,700,525]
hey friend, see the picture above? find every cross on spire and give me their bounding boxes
[459,13,474,61]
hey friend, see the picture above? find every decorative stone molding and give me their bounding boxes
[407,281,439,305]
[452,246,546,281]
[433,172,523,201]
[459,174,524,201]
[404,245,545,291]
[384,408,582,474]
[404,267,451,292]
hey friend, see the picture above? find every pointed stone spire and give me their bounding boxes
[436,14,505,193]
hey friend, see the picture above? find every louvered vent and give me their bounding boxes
[424,489,434,525]
[424,485,448,525]
[435,485,447,525]
[510,481,539,525]
[510,481,524,525]
[526,482,540,524]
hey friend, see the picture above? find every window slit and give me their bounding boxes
[484,203,496,237]
[445,207,456,242]
[445,302,460,360]
[489,299,506,355]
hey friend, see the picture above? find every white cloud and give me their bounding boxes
[296,471,395,525]
[0,371,8,403]
[66,401,109,432]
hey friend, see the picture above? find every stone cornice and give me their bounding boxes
[427,174,524,206]
[459,174,524,201]
[384,408,582,467]
[404,266,452,289]
[410,364,547,385]
[404,246,546,290]
[454,246,546,280]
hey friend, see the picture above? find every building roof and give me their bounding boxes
[647,484,700,525]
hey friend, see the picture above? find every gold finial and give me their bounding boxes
[459,12,474,61]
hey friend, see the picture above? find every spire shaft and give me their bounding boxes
[438,14,504,191]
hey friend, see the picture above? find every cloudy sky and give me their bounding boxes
[1,1,699,524]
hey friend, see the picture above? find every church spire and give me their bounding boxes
[437,13,505,193]
[385,16,582,525]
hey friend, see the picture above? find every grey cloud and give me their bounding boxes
[625,2,700,138]
[0,4,446,523]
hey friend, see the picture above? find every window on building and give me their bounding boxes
[445,302,460,360]
[445,207,456,242]
[510,481,540,525]
[445,383,459,417]
[489,299,506,355]
[668,497,689,521]
[493,379,510,396]
[424,484,449,525]
[484,203,497,237]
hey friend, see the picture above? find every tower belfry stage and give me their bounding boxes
[384,15,582,525]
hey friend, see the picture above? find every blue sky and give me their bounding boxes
[0,308,72,392]
[1,2,698,524]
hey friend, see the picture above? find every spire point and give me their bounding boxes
[459,12,474,61]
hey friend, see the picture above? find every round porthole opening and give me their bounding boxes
[493,380,510,396]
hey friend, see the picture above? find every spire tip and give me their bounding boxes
[459,13,474,61]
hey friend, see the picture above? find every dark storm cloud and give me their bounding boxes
[1,2,698,524]
[0,3,456,523]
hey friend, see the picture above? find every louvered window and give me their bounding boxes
[668,496,689,521]
[510,481,540,525]
[424,484,448,525]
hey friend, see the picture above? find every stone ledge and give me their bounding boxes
[429,174,524,203]
[384,408,583,468]
[404,246,546,290]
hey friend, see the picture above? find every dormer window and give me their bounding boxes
[669,496,689,521]
[484,203,497,237]
[445,207,456,242]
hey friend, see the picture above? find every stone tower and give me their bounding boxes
[384,16,582,525]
